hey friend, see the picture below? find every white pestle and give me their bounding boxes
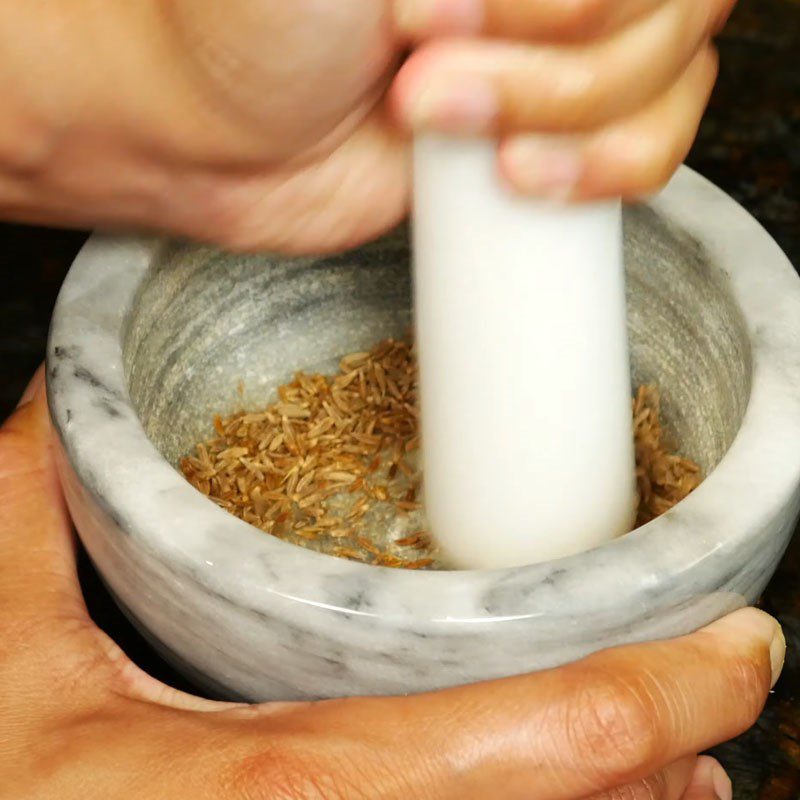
[412,134,637,569]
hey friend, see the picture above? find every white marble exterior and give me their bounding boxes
[47,168,800,701]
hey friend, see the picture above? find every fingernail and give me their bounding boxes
[502,136,583,201]
[690,756,733,800]
[770,624,786,689]
[17,365,46,408]
[704,608,786,689]
[395,0,483,35]
[406,76,497,134]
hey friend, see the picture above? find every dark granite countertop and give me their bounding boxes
[0,1,798,796]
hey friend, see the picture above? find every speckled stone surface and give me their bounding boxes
[46,167,800,704]
[1,1,799,794]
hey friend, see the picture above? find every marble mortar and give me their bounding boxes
[47,168,800,701]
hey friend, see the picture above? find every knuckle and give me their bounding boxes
[566,671,662,785]
[619,135,679,198]
[536,53,612,131]
[558,0,614,39]
[0,111,55,177]
[642,158,678,196]
[593,771,668,800]
[724,651,771,727]
[222,742,322,800]
[222,740,368,800]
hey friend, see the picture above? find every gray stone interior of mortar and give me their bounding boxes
[123,206,753,521]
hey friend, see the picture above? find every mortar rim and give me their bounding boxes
[47,166,800,626]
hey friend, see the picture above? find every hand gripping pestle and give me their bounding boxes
[412,135,637,569]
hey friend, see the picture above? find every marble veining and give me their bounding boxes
[47,168,800,701]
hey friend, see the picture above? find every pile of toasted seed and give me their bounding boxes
[181,338,701,569]
[180,338,433,568]
[633,385,702,526]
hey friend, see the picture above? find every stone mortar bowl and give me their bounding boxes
[47,168,800,702]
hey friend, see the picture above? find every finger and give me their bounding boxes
[0,369,87,632]
[681,756,733,800]
[391,0,723,135]
[589,757,696,800]
[498,43,718,200]
[170,107,410,255]
[394,0,667,43]
[0,374,248,715]
[251,608,782,800]
[422,609,779,798]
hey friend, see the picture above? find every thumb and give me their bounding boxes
[281,607,782,800]
[0,367,84,631]
[0,369,243,713]
[681,756,732,800]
